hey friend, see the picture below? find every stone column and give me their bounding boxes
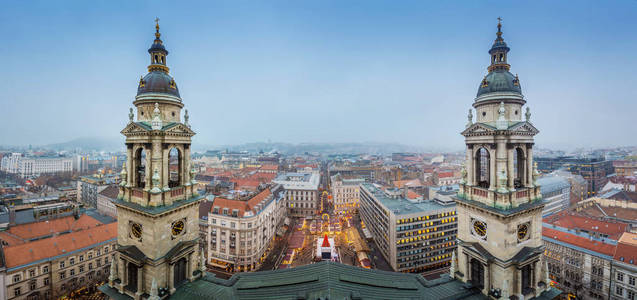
[466,146,474,186]
[508,146,515,190]
[118,258,126,293]
[527,145,534,187]
[184,146,191,184]
[126,146,133,187]
[136,265,143,297]
[162,147,169,189]
[168,263,175,294]
[489,147,496,191]
[482,262,490,295]
[145,146,152,191]
[496,140,506,190]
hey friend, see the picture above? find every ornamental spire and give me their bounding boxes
[155,17,161,39]
[488,17,511,72]
[148,18,169,73]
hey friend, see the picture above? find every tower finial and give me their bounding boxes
[497,17,502,36]
[155,17,160,38]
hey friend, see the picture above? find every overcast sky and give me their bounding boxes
[1,0,636,151]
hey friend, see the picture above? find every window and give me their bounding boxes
[617,286,624,296]
[79,265,84,272]
[628,290,635,300]
[29,269,35,277]
[97,249,101,256]
[42,266,48,273]
[14,287,21,297]
[61,284,66,291]
[88,252,93,259]
[89,263,93,270]
[44,278,49,285]
[59,271,66,279]
[59,261,65,268]
[29,280,36,290]
[618,272,625,281]
[630,276,636,286]
[70,258,75,265]
[104,246,109,253]
[70,269,75,276]
[13,274,21,283]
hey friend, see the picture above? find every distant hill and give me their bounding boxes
[46,137,124,151]
[193,142,433,155]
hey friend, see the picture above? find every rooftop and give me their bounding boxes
[536,176,570,194]
[543,211,629,240]
[3,222,117,270]
[615,232,637,266]
[361,183,452,216]
[273,172,320,190]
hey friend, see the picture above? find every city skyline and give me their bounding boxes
[2,1,636,150]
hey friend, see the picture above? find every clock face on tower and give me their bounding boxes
[131,222,143,239]
[471,219,487,240]
[171,219,185,236]
[517,222,530,241]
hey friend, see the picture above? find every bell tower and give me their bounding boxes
[105,20,204,300]
[454,19,551,299]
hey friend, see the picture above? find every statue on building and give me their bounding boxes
[150,167,162,194]
[129,108,134,122]
[148,278,160,300]
[526,107,531,122]
[497,169,508,193]
[460,164,467,184]
[151,103,162,130]
[466,109,473,128]
[496,101,507,130]
[184,109,190,128]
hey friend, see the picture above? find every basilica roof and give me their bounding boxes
[137,71,180,97]
[476,70,521,97]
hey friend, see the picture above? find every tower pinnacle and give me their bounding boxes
[488,18,510,72]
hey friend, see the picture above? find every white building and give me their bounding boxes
[536,175,571,216]
[273,172,320,217]
[205,185,286,272]
[1,153,73,178]
[330,174,364,213]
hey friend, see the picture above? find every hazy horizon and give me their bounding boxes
[2,1,636,150]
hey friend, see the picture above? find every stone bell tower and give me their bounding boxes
[101,20,205,300]
[453,19,552,299]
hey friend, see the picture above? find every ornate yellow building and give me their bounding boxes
[454,20,549,299]
[102,20,205,300]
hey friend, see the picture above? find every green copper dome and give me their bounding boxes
[476,70,521,97]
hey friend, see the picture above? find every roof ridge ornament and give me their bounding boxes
[155,17,161,39]
[466,109,473,128]
[525,107,531,122]
[129,107,134,123]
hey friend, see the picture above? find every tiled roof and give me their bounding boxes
[0,214,103,245]
[98,185,120,199]
[614,232,637,266]
[231,178,261,189]
[259,164,279,171]
[211,188,273,218]
[542,227,616,257]
[543,211,628,240]
[3,222,117,269]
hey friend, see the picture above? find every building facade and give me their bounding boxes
[536,156,613,195]
[205,185,286,272]
[97,185,119,218]
[611,232,637,300]
[454,21,550,299]
[359,183,457,276]
[273,172,320,217]
[536,176,571,216]
[100,22,205,300]
[77,174,119,208]
[1,153,73,178]
[1,217,116,300]
[329,173,364,213]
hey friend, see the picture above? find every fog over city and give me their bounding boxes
[1,1,636,150]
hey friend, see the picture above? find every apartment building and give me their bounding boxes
[0,217,116,300]
[273,172,320,217]
[611,232,637,300]
[206,185,286,272]
[330,174,364,213]
[359,183,457,276]
[1,153,73,178]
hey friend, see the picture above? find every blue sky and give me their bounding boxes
[1,0,636,150]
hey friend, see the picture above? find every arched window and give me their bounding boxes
[135,148,147,188]
[499,54,504,62]
[161,56,165,64]
[168,147,181,188]
[154,55,159,63]
[475,147,490,188]
[513,148,526,188]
